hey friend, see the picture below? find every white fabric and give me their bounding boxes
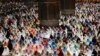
[0,32,5,42]
[2,48,9,56]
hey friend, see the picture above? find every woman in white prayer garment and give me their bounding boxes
[2,47,10,56]
[0,31,5,42]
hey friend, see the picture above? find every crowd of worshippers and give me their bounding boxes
[0,2,37,15]
[0,2,24,14]
[0,3,99,56]
[0,2,40,56]
[59,3,100,56]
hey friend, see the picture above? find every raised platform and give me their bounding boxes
[40,9,75,26]
[61,9,75,15]
[40,19,59,26]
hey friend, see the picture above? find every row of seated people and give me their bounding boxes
[58,3,100,56]
[0,3,99,56]
[0,2,38,15]
[0,2,40,56]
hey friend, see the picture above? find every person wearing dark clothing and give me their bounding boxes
[77,37,81,43]
[0,45,4,56]
[21,35,24,41]
[50,35,54,39]
[92,37,97,45]
[65,26,72,39]
[58,49,64,56]
[34,51,40,56]
[6,29,11,39]
[92,49,97,56]
[19,35,25,45]
[8,39,13,52]
[57,32,60,40]
[32,37,37,44]
[30,33,33,38]
[57,47,64,56]
[8,19,13,26]
[15,14,20,27]
[63,37,68,44]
